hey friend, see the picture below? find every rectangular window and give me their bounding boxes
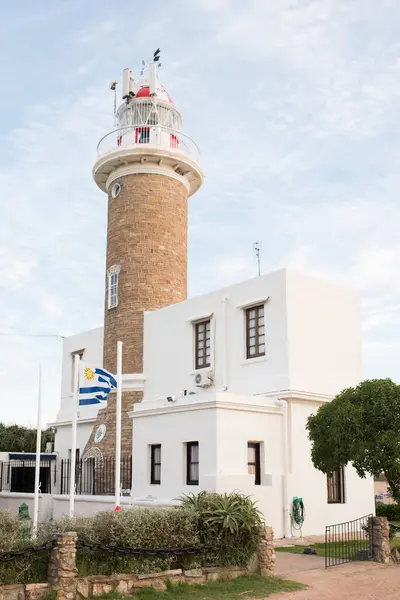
[327,467,345,503]
[246,305,265,359]
[71,350,84,392]
[108,272,119,309]
[247,442,261,485]
[186,442,199,485]
[150,444,161,485]
[195,320,211,370]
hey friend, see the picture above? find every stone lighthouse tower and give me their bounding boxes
[84,53,203,460]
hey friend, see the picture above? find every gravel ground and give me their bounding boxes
[271,560,400,600]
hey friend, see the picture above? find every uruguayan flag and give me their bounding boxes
[79,364,117,406]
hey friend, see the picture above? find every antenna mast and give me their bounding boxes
[254,241,261,277]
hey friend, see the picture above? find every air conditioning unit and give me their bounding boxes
[193,370,214,388]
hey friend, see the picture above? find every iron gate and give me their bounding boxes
[325,514,374,568]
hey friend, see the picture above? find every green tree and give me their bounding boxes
[0,423,54,453]
[306,378,400,503]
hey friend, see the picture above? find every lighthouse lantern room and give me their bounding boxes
[94,52,202,197]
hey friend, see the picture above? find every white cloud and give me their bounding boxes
[1,0,400,425]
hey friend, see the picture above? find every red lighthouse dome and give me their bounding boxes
[135,85,173,104]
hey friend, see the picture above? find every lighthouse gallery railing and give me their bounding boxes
[97,125,200,163]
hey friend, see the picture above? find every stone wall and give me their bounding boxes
[0,527,276,599]
[369,515,400,565]
[258,524,275,577]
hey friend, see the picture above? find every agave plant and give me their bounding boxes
[179,491,261,534]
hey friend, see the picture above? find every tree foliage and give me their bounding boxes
[306,378,400,503]
[0,423,54,453]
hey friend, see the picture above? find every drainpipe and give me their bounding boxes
[275,398,289,538]
[220,296,228,391]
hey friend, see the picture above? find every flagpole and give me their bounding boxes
[69,354,80,518]
[115,341,123,509]
[32,365,43,539]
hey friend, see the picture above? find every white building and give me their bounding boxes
[49,328,103,461]
[51,268,375,538]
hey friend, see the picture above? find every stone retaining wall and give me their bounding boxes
[0,526,276,599]
[370,516,400,565]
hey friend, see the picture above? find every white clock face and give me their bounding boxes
[94,424,106,443]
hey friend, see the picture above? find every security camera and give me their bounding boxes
[109,80,118,90]
[166,396,177,403]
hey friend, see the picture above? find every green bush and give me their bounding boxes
[180,491,261,567]
[376,503,400,521]
[0,492,262,585]
[0,510,49,584]
[0,507,200,584]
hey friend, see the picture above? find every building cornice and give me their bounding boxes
[128,399,283,419]
[254,389,334,403]
[47,417,97,428]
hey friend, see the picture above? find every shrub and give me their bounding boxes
[180,491,261,567]
[0,492,262,584]
[0,510,49,584]
[0,507,200,584]
[376,503,400,522]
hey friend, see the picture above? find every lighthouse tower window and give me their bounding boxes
[108,272,119,309]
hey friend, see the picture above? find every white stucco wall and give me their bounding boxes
[132,392,375,538]
[142,268,362,403]
[51,328,103,458]
[0,492,53,521]
[53,421,96,462]
[287,401,375,535]
[285,271,363,395]
[143,269,290,402]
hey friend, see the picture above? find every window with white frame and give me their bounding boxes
[194,319,211,369]
[108,269,119,309]
[71,350,84,391]
[246,304,265,359]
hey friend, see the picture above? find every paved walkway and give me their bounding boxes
[271,561,400,600]
[275,552,325,576]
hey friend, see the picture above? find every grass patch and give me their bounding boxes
[89,575,305,599]
[276,540,367,558]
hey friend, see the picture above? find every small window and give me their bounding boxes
[195,320,211,369]
[186,442,199,485]
[108,272,119,309]
[111,182,121,198]
[71,350,84,391]
[150,444,161,485]
[247,442,261,485]
[327,467,345,503]
[246,305,265,359]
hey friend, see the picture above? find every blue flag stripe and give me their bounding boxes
[79,386,112,394]
[95,368,117,388]
[79,398,103,406]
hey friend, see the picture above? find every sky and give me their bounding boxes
[1,0,400,427]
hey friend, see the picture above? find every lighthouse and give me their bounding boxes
[84,52,204,460]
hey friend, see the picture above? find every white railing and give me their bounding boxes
[97,125,200,163]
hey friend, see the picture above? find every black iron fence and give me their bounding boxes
[0,460,57,494]
[60,456,132,496]
[325,514,373,568]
